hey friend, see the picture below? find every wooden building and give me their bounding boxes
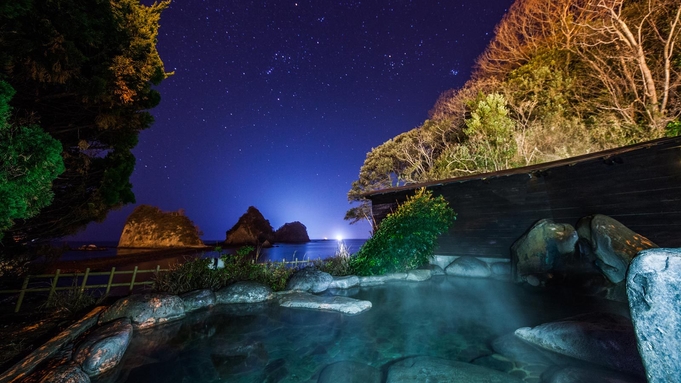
[364,136,681,259]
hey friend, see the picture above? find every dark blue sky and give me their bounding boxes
[72,0,514,241]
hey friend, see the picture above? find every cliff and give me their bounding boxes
[275,221,310,243]
[118,205,205,248]
[225,206,275,246]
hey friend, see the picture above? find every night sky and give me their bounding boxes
[71,0,514,242]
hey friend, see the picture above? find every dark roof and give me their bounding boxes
[363,135,681,198]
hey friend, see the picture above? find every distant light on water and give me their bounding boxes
[336,235,343,241]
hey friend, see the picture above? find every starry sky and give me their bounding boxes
[72,0,515,242]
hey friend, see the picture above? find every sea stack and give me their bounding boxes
[118,205,204,248]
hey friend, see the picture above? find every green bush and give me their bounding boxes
[350,188,456,276]
[314,242,353,276]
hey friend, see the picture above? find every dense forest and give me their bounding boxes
[0,0,170,244]
[347,0,681,224]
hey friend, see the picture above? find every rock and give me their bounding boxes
[180,289,216,312]
[358,275,386,286]
[328,275,360,289]
[285,267,333,293]
[514,312,644,377]
[491,333,553,365]
[117,205,204,248]
[445,256,491,278]
[405,269,431,281]
[627,248,681,383]
[577,214,657,283]
[39,362,90,383]
[490,261,511,276]
[98,293,185,329]
[542,366,645,383]
[277,291,372,315]
[357,273,407,286]
[511,219,578,283]
[422,264,445,276]
[215,281,274,304]
[224,206,275,246]
[211,339,269,375]
[386,356,524,383]
[274,221,310,243]
[73,318,133,376]
[318,361,382,383]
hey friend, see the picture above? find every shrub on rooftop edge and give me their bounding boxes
[350,188,456,276]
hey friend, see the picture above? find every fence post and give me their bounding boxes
[129,266,138,292]
[105,267,116,295]
[14,275,30,313]
[79,268,90,296]
[155,265,160,273]
[47,269,61,303]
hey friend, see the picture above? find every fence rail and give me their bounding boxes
[0,266,167,312]
[0,257,321,313]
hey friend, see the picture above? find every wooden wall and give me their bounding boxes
[367,137,681,259]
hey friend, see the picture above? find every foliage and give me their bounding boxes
[314,242,353,276]
[667,120,681,137]
[350,188,456,276]
[0,81,64,240]
[0,0,171,242]
[348,0,680,207]
[152,246,296,294]
[41,281,106,316]
[124,205,204,246]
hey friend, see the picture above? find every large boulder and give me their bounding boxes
[274,221,310,243]
[511,219,578,283]
[224,206,274,246]
[215,281,274,304]
[73,318,133,376]
[386,356,524,383]
[445,256,491,278]
[328,275,360,289]
[117,205,204,248]
[577,214,657,283]
[514,312,644,377]
[98,293,185,329]
[627,248,681,383]
[285,267,333,293]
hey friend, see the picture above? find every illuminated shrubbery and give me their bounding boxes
[350,188,456,276]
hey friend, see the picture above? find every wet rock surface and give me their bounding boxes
[98,294,185,329]
[445,256,492,278]
[386,356,524,383]
[285,267,333,293]
[542,365,645,383]
[180,289,216,312]
[328,275,359,289]
[627,248,681,383]
[405,269,431,281]
[215,281,274,304]
[277,291,372,314]
[577,214,657,283]
[38,362,90,383]
[514,312,644,377]
[317,361,382,383]
[511,219,578,283]
[73,318,133,377]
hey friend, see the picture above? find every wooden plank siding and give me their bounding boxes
[366,136,681,259]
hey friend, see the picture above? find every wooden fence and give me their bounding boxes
[1,257,318,313]
[2,266,166,313]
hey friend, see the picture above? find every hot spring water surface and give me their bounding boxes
[97,277,629,383]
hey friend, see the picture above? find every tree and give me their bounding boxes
[0,0,171,242]
[570,0,681,130]
[0,81,64,240]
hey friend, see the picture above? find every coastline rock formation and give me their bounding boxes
[225,206,275,246]
[274,221,310,243]
[118,205,204,248]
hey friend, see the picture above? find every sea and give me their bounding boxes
[55,239,368,264]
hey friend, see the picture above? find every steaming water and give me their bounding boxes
[98,277,629,383]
